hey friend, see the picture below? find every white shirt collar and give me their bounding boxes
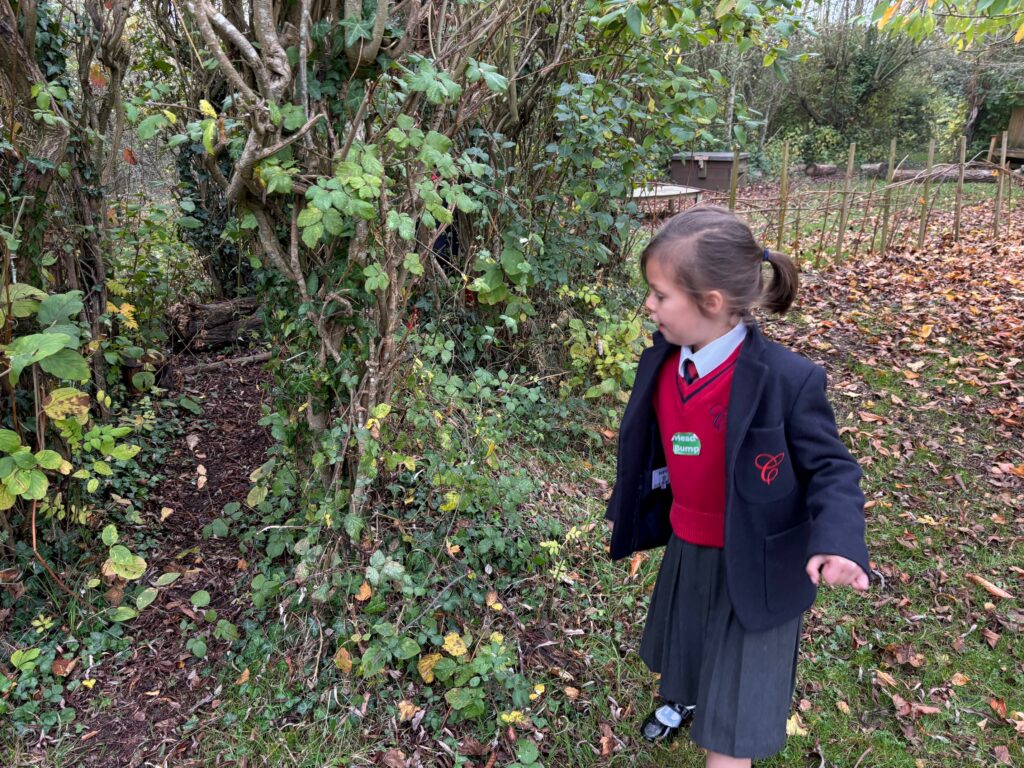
[679,322,747,379]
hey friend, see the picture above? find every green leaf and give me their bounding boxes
[301,222,324,249]
[38,348,90,382]
[297,207,323,227]
[106,546,146,580]
[444,687,479,710]
[187,637,208,658]
[37,291,84,325]
[393,637,421,660]
[110,606,138,622]
[5,333,72,385]
[8,469,47,500]
[516,739,539,764]
[0,429,22,453]
[190,590,211,608]
[363,263,390,292]
[155,572,180,587]
[204,518,229,538]
[34,449,64,470]
[110,444,141,461]
[246,485,267,507]
[92,460,113,477]
[214,619,240,641]
[177,397,202,414]
[101,524,119,546]
[176,216,203,229]
[44,324,81,348]
[403,252,424,276]
[135,587,158,610]
[137,113,169,140]
[131,371,155,391]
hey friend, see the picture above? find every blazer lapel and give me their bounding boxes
[622,331,673,430]
[726,323,768,476]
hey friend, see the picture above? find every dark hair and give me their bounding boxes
[640,205,799,316]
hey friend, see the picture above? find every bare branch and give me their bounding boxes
[185,0,258,101]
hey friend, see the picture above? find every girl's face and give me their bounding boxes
[644,257,734,350]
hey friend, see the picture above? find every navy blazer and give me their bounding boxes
[606,323,870,632]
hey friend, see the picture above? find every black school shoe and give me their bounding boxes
[640,702,695,744]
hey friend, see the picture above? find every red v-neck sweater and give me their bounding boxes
[652,345,742,548]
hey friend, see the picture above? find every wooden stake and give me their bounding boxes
[954,135,966,241]
[815,181,835,269]
[777,140,790,251]
[917,139,934,249]
[729,145,740,211]
[880,138,897,254]
[994,130,1008,238]
[836,143,857,260]
[791,202,802,266]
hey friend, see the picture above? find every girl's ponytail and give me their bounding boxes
[760,249,799,315]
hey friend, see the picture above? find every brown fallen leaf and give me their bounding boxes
[858,410,885,423]
[983,628,1001,648]
[836,700,850,714]
[234,668,250,685]
[354,581,372,602]
[599,721,616,756]
[874,669,898,687]
[991,698,1007,718]
[160,507,174,521]
[380,749,406,768]
[628,552,646,579]
[334,647,352,674]
[52,658,77,677]
[994,746,1012,765]
[398,700,420,722]
[564,686,580,700]
[950,672,970,686]
[967,574,1014,599]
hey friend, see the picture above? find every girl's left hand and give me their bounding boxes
[806,554,869,591]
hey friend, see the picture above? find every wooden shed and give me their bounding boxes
[669,151,749,191]
[1007,106,1024,161]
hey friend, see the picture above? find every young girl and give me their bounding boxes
[605,205,869,767]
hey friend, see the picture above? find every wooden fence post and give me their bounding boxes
[791,202,802,265]
[729,146,740,212]
[814,181,835,269]
[777,140,790,251]
[917,139,934,249]
[836,143,857,260]
[954,135,966,242]
[879,138,897,254]
[994,130,1008,238]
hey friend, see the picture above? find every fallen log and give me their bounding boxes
[168,297,262,351]
[805,163,837,177]
[860,163,998,183]
[174,351,272,376]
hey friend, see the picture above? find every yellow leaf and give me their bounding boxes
[918,323,933,339]
[878,2,900,30]
[500,710,529,725]
[951,672,970,686]
[354,581,372,602]
[1015,20,1024,44]
[443,632,468,657]
[489,632,504,645]
[333,646,352,673]
[162,109,177,125]
[417,653,442,683]
[234,667,250,685]
[786,713,808,736]
[486,591,503,611]
[398,699,420,722]
[199,99,218,119]
[440,492,461,512]
[82,678,97,689]
[160,507,173,521]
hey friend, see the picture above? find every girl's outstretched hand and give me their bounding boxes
[806,554,869,591]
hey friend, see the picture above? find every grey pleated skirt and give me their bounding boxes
[638,534,802,760]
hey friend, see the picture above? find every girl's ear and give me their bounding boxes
[702,290,726,315]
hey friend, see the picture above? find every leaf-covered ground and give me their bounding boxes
[10,196,1022,767]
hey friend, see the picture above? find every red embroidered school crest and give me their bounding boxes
[755,453,784,485]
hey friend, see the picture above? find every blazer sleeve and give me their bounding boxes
[786,365,870,576]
